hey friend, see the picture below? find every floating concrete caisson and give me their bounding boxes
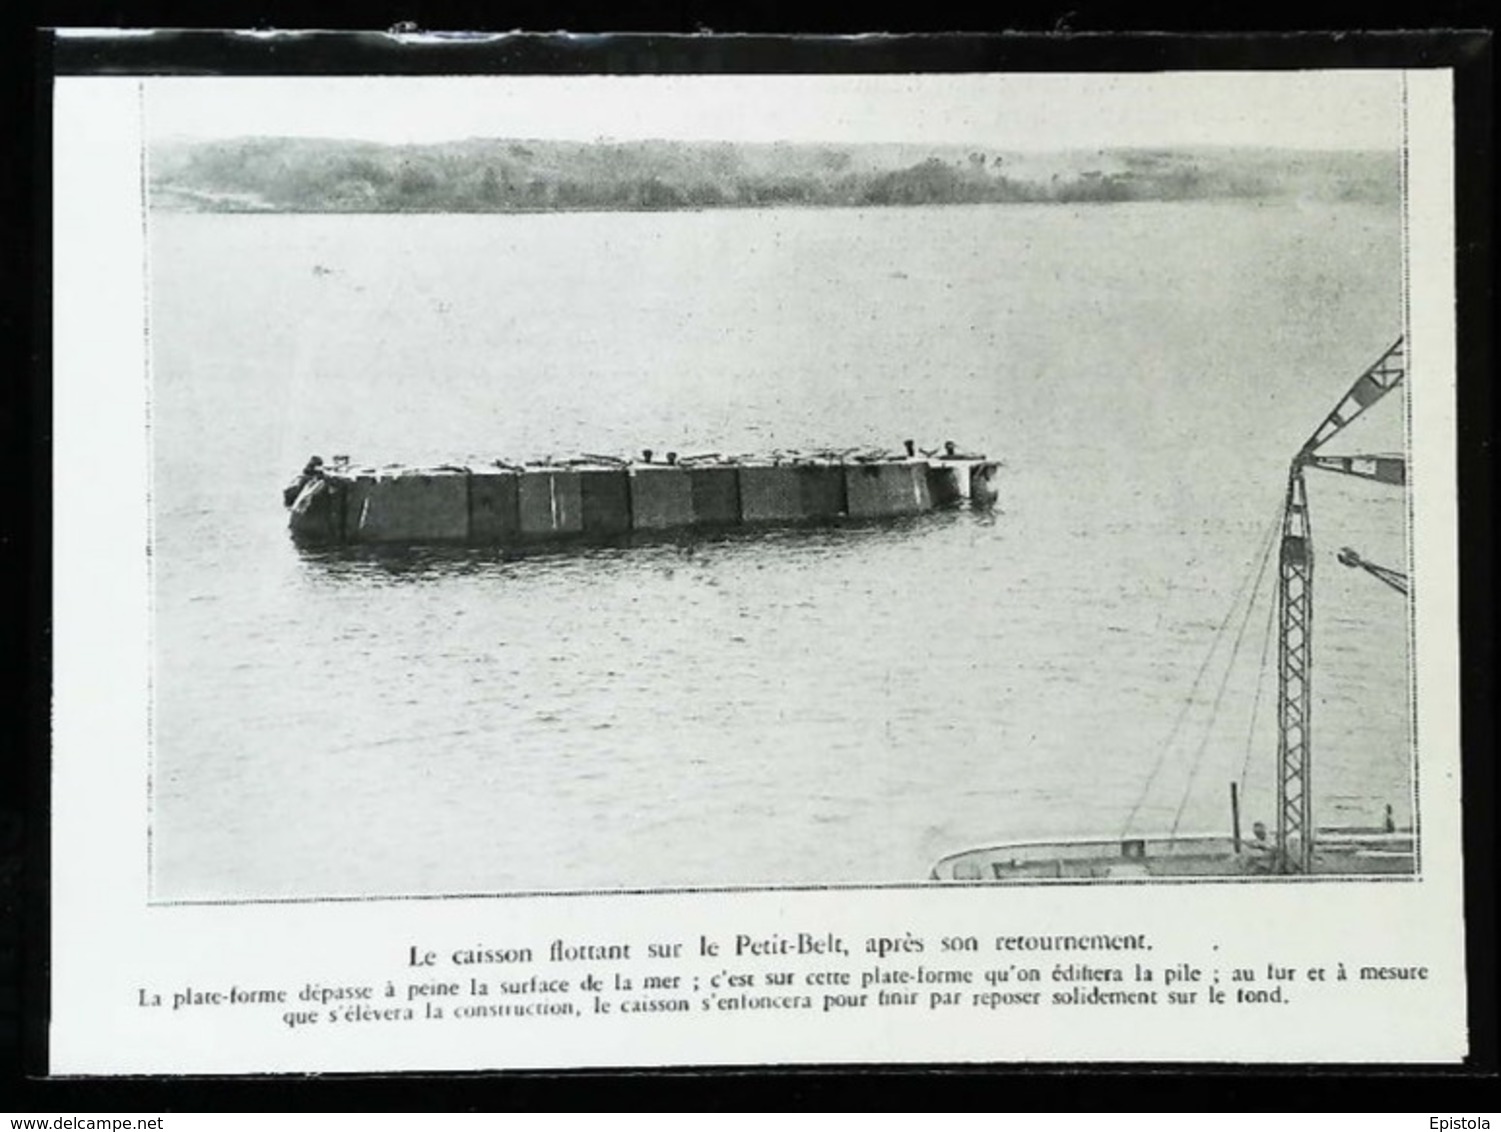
[284,447,998,548]
[688,466,740,526]
[344,470,469,544]
[517,468,584,538]
[579,467,632,536]
[736,465,803,523]
[798,463,848,520]
[630,466,695,530]
[925,464,963,509]
[468,468,521,543]
[846,461,932,517]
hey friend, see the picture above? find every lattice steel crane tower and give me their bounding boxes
[1275,338,1407,873]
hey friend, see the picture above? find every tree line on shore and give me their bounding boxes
[150,137,1400,213]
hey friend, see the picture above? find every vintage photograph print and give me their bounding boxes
[143,70,1417,903]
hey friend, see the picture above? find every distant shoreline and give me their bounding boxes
[149,196,1397,217]
[150,137,1401,215]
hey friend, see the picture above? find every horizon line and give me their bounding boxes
[149,133,1400,154]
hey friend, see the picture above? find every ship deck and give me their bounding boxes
[930,830,1416,882]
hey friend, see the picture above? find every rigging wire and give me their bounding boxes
[1238,554,1281,797]
[1118,504,1282,839]
[1168,505,1280,839]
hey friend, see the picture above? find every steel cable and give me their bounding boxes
[1119,502,1282,839]
[1168,507,1281,839]
[1238,559,1281,797]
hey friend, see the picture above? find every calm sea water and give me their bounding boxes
[148,201,1411,900]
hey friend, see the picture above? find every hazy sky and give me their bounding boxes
[142,71,1405,151]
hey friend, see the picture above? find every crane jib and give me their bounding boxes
[1307,453,1406,486]
[1299,337,1406,457]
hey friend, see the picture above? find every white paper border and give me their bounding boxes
[50,67,1466,1075]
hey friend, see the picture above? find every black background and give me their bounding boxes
[4,8,1494,1113]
